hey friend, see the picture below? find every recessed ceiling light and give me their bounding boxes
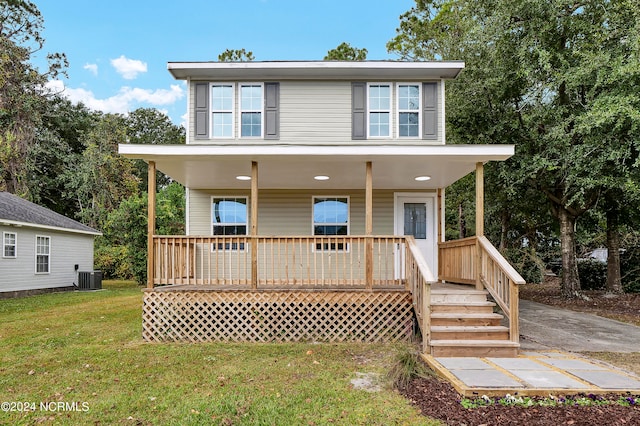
[236,175,251,181]
[414,175,431,181]
[314,175,330,181]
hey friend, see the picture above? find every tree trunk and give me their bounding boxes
[606,208,623,293]
[558,206,581,298]
[499,210,509,251]
[458,203,467,239]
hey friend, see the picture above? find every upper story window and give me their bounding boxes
[352,82,438,141]
[240,84,263,137]
[194,82,279,141]
[3,232,16,258]
[35,235,50,274]
[397,84,421,138]
[211,84,234,138]
[368,84,390,138]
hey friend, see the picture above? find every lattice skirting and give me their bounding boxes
[142,290,415,343]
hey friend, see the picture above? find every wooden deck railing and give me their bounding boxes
[153,235,408,289]
[439,236,526,343]
[405,237,437,352]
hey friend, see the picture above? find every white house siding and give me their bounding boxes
[187,80,444,145]
[0,225,94,293]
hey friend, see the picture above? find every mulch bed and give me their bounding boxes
[401,375,640,426]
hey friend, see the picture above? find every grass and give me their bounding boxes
[0,281,437,425]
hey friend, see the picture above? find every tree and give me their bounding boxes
[62,113,138,229]
[324,42,367,61]
[388,0,640,297]
[125,108,186,192]
[218,48,254,62]
[0,0,67,197]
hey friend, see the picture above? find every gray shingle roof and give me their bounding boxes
[0,192,101,235]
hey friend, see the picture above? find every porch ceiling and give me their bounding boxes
[119,144,515,190]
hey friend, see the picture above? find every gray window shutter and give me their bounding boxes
[422,82,438,140]
[352,82,366,140]
[194,83,209,139]
[264,82,279,139]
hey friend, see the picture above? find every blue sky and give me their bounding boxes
[36,0,415,125]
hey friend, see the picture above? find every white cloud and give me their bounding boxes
[110,55,147,80]
[45,80,184,116]
[83,63,98,76]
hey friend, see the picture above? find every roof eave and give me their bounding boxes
[167,60,465,81]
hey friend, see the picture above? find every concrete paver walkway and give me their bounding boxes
[423,298,640,396]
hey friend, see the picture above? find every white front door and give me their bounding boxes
[394,193,437,277]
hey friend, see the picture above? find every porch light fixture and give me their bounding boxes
[314,175,330,181]
[414,175,431,181]
[236,175,251,181]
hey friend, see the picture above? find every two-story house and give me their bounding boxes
[119,61,524,356]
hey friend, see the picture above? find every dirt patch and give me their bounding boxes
[519,276,640,326]
[402,375,640,426]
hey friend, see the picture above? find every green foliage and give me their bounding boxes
[577,260,607,291]
[502,247,545,284]
[94,244,133,280]
[218,48,254,62]
[324,42,368,61]
[100,183,185,284]
[621,245,640,293]
[386,344,431,390]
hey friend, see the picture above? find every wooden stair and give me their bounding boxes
[428,288,519,357]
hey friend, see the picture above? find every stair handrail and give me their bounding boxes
[477,236,526,343]
[405,236,437,352]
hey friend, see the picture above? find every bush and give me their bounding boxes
[94,245,133,280]
[502,247,545,284]
[577,259,607,291]
[386,344,431,390]
[621,246,640,293]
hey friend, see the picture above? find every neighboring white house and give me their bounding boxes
[0,192,101,297]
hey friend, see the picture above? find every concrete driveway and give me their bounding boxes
[519,300,640,352]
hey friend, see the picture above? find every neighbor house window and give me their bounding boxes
[211,197,247,250]
[397,83,421,137]
[211,84,234,138]
[3,232,16,258]
[35,235,50,273]
[240,84,263,137]
[368,83,390,137]
[313,196,349,251]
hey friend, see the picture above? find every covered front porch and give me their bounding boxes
[120,143,524,356]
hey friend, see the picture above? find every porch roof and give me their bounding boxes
[118,144,514,190]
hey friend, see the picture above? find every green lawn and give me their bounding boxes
[0,281,436,425]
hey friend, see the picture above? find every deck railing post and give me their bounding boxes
[251,161,258,289]
[422,280,431,354]
[147,160,156,289]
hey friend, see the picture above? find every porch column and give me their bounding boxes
[365,161,373,289]
[475,162,484,290]
[251,161,258,289]
[147,160,156,289]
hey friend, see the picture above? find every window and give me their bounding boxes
[240,84,263,137]
[352,82,437,140]
[368,84,390,137]
[397,84,421,137]
[211,84,234,138]
[35,236,50,274]
[313,197,349,251]
[3,232,16,258]
[209,83,265,139]
[211,197,247,250]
